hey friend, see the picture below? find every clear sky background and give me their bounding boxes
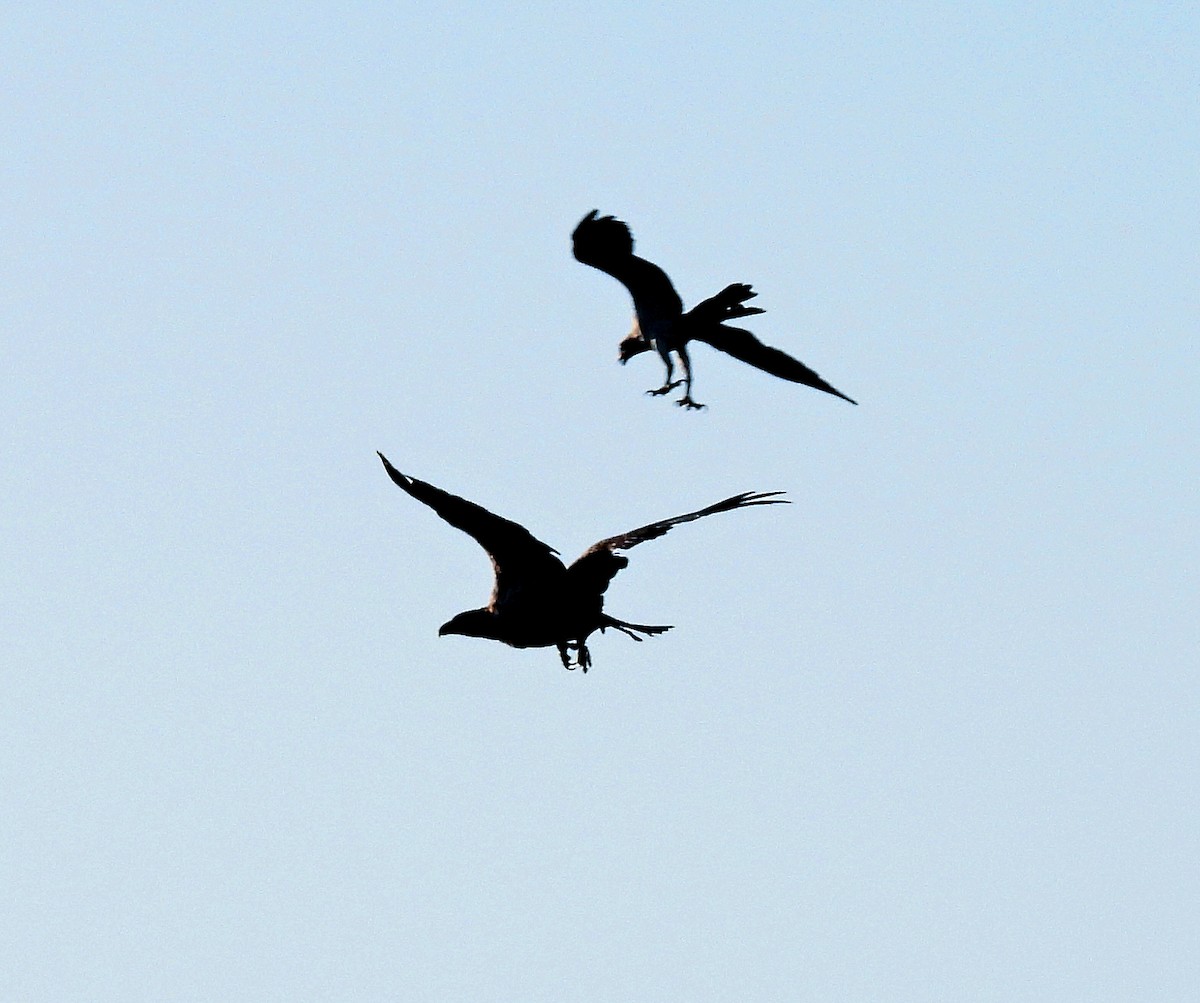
[3,3,1197,999]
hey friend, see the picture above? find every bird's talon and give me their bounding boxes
[646,381,683,396]
[677,396,707,410]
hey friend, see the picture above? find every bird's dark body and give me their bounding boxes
[474,575,599,650]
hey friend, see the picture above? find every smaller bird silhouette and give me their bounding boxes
[572,209,858,410]
[377,452,787,672]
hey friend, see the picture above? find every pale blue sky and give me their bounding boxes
[3,3,1197,999]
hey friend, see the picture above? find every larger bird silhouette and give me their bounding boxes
[377,452,787,672]
[572,209,858,409]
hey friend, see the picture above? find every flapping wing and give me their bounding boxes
[694,325,859,405]
[572,209,684,320]
[567,490,788,596]
[377,453,562,585]
[572,209,635,278]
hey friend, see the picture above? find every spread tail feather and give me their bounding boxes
[686,283,766,326]
[601,615,673,641]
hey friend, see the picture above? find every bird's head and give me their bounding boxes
[618,320,652,365]
[438,608,499,640]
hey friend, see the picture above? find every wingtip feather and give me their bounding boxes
[376,451,410,488]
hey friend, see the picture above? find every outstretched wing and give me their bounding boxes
[693,325,858,405]
[377,453,563,592]
[567,490,788,596]
[572,209,684,320]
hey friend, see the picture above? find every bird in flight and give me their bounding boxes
[377,452,787,672]
[572,209,858,410]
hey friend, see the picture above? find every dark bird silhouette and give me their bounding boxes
[377,452,787,672]
[572,209,858,409]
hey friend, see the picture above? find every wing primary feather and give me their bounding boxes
[571,209,635,273]
[566,490,787,597]
[588,490,789,555]
[376,452,561,563]
[693,326,858,404]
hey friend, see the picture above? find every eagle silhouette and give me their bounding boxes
[572,209,858,410]
[378,452,787,672]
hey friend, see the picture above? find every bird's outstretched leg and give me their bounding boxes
[647,348,683,397]
[674,345,706,410]
[557,642,591,672]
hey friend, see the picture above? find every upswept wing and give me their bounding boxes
[377,453,563,587]
[693,325,859,405]
[571,210,635,276]
[572,209,684,319]
[567,490,788,596]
